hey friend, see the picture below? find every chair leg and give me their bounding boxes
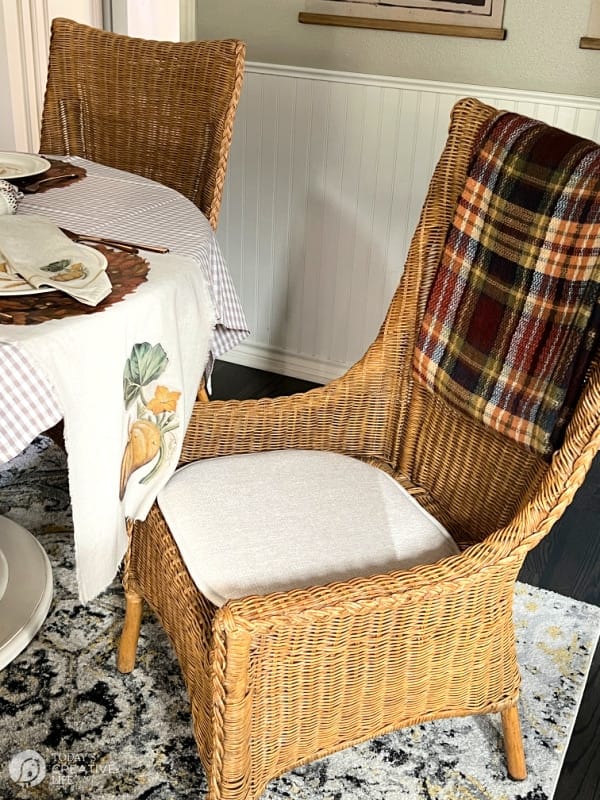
[197,385,210,403]
[117,591,143,673]
[501,703,527,780]
[197,376,210,403]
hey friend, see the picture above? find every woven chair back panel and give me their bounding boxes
[406,383,547,545]
[374,97,548,540]
[242,572,520,794]
[40,20,243,222]
[50,97,215,208]
[382,99,499,474]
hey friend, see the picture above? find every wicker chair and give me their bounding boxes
[117,97,600,799]
[40,17,245,230]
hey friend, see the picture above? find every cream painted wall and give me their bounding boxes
[196,0,599,98]
[0,6,17,149]
[0,0,102,151]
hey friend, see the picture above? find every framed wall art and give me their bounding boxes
[299,0,506,40]
[580,0,600,49]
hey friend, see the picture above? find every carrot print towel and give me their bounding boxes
[413,111,600,457]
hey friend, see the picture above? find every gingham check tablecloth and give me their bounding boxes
[0,157,249,464]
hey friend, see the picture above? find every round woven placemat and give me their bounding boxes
[1,247,149,325]
[15,158,87,193]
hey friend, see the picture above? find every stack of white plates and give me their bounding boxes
[0,516,53,670]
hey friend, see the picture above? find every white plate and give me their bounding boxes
[0,279,54,296]
[0,245,108,296]
[0,516,53,670]
[0,152,51,180]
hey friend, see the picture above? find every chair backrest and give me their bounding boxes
[39,18,245,229]
[366,97,600,547]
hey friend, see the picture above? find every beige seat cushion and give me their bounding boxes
[157,449,459,607]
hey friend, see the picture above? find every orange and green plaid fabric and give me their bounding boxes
[413,111,600,458]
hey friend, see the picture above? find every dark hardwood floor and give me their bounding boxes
[211,359,600,800]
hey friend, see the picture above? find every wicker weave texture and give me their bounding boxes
[40,18,245,229]
[124,97,600,799]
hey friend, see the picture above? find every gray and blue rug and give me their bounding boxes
[1,436,599,800]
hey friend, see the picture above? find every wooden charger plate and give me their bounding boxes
[1,247,149,325]
[16,157,87,192]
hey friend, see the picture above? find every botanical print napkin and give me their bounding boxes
[0,214,111,305]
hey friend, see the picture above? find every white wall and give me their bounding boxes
[109,0,195,40]
[0,0,102,152]
[0,5,17,150]
[111,0,178,40]
[216,65,600,383]
[196,0,599,98]
[198,1,599,381]
[0,0,196,153]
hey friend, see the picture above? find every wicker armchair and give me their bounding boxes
[117,97,600,799]
[40,17,245,230]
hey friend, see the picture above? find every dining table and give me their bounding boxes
[0,156,249,667]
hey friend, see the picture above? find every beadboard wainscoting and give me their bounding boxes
[217,64,600,383]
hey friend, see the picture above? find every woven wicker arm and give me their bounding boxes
[181,336,405,464]
[486,359,600,555]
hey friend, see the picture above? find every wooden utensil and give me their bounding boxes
[60,228,169,254]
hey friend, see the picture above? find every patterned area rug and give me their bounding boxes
[1,437,599,800]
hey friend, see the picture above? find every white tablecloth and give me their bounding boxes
[20,157,248,357]
[0,160,248,600]
[0,158,249,464]
[4,253,215,602]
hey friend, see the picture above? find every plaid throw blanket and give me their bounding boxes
[413,111,600,457]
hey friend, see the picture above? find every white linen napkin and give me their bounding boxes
[0,214,111,305]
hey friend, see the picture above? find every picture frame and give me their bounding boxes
[299,0,506,40]
[580,0,600,49]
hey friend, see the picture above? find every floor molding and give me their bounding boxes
[217,342,345,384]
